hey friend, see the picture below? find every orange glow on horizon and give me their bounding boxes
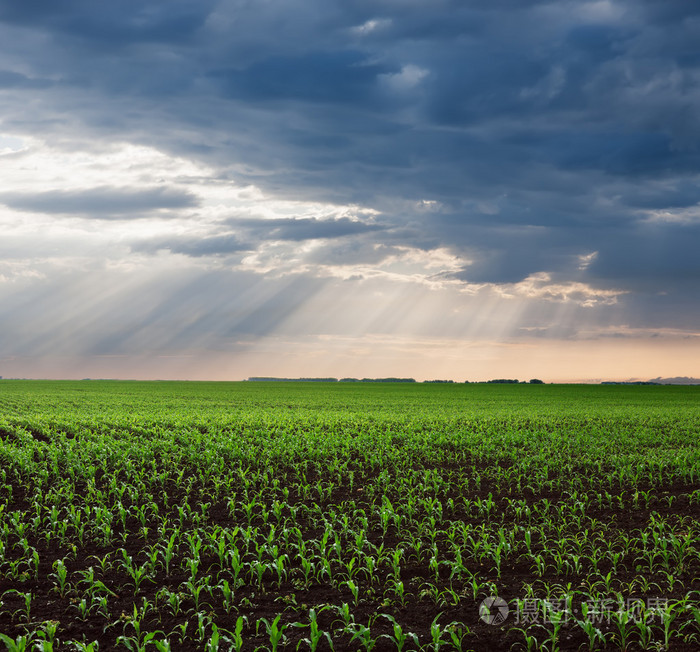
[1,335,698,384]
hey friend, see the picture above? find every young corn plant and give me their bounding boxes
[256,615,288,652]
[4,589,32,623]
[573,602,607,652]
[610,605,636,651]
[380,614,419,652]
[117,631,166,652]
[119,550,153,594]
[293,607,334,652]
[227,615,247,652]
[341,579,360,606]
[50,559,71,598]
[35,620,60,651]
[348,623,379,652]
[0,633,37,652]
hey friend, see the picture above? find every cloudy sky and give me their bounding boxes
[1,0,699,382]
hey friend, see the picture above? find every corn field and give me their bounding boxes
[1,380,699,651]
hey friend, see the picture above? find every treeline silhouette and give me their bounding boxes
[247,377,417,383]
[246,377,547,384]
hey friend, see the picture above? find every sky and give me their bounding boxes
[1,0,699,382]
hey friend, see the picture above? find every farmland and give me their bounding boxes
[1,380,699,651]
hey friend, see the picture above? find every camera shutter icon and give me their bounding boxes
[479,596,509,625]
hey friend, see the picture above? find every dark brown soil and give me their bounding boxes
[1,459,699,651]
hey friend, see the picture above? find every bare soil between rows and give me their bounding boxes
[1,459,699,651]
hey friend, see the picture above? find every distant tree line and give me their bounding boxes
[246,377,549,384]
[486,379,544,384]
[246,377,417,383]
[359,378,416,383]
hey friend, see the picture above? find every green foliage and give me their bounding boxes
[0,380,699,649]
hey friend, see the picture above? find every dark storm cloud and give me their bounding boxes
[0,0,214,46]
[0,187,199,218]
[212,51,392,105]
[619,180,700,210]
[2,0,700,324]
[587,222,700,286]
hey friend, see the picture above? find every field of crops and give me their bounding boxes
[0,380,699,651]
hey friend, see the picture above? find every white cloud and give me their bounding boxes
[494,272,624,307]
[379,64,429,92]
[578,251,598,270]
[350,18,392,35]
